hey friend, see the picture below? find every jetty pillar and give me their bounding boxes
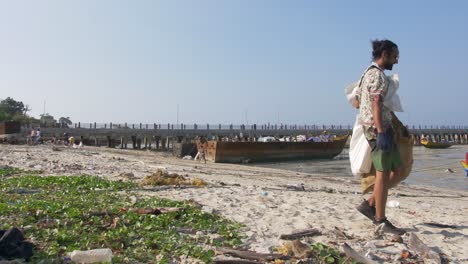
[137,138,142,149]
[154,136,160,150]
[161,138,166,150]
[131,136,137,149]
[166,136,171,150]
[106,136,112,148]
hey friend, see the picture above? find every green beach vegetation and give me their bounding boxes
[0,167,243,263]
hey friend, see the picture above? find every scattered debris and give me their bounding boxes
[68,248,112,264]
[279,228,322,240]
[400,249,410,259]
[408,233,442,264]
[216,247,288,261]
[422,222,457,229]
[364,240,394,249]
[333,226,354,240]
[89,207,184,217]
[192,177,208,187]
[389,234,403,243]
[214,260,260,264]
[118,207,184,215]
[141,169,207,187]
[387,200,400,208]
[374,224,385,238]
[290,240,311,259]
[52,146,62,151]
[285,184,305,191]
[319,186,335,193]
[275,240,311,258]
[342,243,375,264]
[118,172,136,180]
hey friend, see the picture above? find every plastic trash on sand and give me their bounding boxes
[69,248,112,263]
[419,203,432,209]
[387,200,400,208]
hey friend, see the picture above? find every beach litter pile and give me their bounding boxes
[142,169,207,187]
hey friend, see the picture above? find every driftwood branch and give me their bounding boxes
[396,193,467,198]
[216,247,288,261]
[177,228,198,235]
[214,260,261,264]
[342,243,375,264]
[89,207,184,217]
[279,228,322,240]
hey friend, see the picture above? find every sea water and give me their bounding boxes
[252,145,468,192]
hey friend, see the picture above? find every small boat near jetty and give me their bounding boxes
[203,135,348,163]
[420,138,453,149]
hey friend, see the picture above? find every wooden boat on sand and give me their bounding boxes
[420,138,453,149]
[202,135,348,163]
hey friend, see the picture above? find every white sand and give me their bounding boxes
[1,144,467,263]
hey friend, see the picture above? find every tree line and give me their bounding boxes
[0,97,72,127]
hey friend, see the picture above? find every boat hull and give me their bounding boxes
[205,136,348,163]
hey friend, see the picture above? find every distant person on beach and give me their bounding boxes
[63,132,69,145]
[29,128,37,145]
[69,136,75,146]
[353,39,406,235]
[35,128,41,144]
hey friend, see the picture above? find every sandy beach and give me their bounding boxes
[1,144,467,263]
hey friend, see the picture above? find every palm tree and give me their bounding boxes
[59,117,72,128]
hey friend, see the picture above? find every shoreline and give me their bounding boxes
[1,144,467,263]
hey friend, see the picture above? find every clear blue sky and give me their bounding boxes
[0,0,466,126]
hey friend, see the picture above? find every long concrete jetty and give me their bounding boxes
[15,123,468,147]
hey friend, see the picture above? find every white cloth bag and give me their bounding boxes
[345,74,403,176]
[349,116,372,176]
